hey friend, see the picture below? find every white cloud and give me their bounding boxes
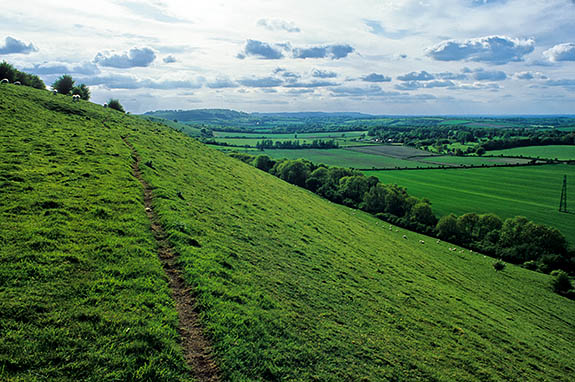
[543,43,575,62]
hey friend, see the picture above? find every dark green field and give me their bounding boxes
[365,165,575,245]
[2,85,574,381]
[489,145,575,160]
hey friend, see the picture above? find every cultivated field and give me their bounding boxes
[262,148,434,169]
[211,131,369,147]
[349,144,438,159]
[489,145,575,160]
[364,165,575,244]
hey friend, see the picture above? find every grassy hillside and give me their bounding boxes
[364,166,575,245]
[1,85,574,381]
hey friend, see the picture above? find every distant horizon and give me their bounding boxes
[143,108,575,119]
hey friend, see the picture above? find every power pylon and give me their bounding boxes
[559,175,567,213]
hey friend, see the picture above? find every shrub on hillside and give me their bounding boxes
[108,99,125,113]
[0,61,45,89]
[551,270,572,295]
[493,260,506,271]
[71,83,91,100]
[52,74,75,95]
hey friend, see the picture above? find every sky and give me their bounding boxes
[1,0,575,114]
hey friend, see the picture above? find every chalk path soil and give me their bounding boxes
[122,136,220,382]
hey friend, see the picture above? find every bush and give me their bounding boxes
[0,61,45,89]
[72,84,90,100]
[493,260,506,271]
[52,74,75,95]
[522,260,537,271]
[108,99,125,113]
[551,270,572,295]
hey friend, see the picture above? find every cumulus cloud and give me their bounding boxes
[163,55,177,63]
[0,36,37,54]
[257,19,300,33]
[455,82,501,91]
[397,71,435,81]
[426,35,534,64]
[312,69,337,78]
[82,74,203,89]
[543,43,575,62]
[283,80,338,88]
[545,79,575,88]
[361,73,391,82]
[237,40,285,59]
[206,77,238,89]
[513,71,547,80]
[94,47,156,68]
[472,68,507,81]
[436,72,468,80]
[292,44,354,59]
[395,80,455,90]
[25,61,100,76]
[273,67,300,80]
[238,77,283,87]
[470,0,507,6]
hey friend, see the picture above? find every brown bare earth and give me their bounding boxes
[122,136,220,382]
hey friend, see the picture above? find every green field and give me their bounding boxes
[418,156,532,166]
[2,85,574,381]
[211,131,369,147]
[262,148,435,169]
[489,145,575,160]
[365,165,575,245]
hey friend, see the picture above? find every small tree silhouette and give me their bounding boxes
[108,99,125,113]
[71,84,91,100]
[52,75,75,95]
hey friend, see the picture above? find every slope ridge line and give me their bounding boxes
[121,136,220,382]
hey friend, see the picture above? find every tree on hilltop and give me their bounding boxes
[52,75,75,95]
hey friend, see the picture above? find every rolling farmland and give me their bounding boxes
[364,165,575,244]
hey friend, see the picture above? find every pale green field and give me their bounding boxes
[489,145,575,160]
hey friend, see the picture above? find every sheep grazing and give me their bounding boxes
[402,235,408,239]
[103,103,108,108]
[13,81,21,85]
[436,240,441,244]
[0,78,8,84]
[419,240,425,244]
[72,94,80,102]
[52,90,58,95]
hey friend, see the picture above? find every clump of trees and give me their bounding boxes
[0,61,45,89]
[255,139,339,150]
[52,75,91,100]
[230,153,575,276]
[550,270,574,299]
[107,99,125,113]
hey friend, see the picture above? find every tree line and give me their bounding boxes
[255,139,339,150]
[0,61,45,89]
[231,153,574,276]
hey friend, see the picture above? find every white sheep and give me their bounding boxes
[0,78,8,84]
[103,103,108,108]
[402,235,407,239]
[419,240,425,244]
[13,81,21,85]
[72,94,80,102]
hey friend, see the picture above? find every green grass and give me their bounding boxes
[2,85,575,381]
[0,86,191,381]
[261,148,434,169]
[489,145,575,160]
[364,165,575,245]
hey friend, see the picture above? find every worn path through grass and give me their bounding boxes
[122,136,220,382]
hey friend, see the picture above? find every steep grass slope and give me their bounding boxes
[1,85,574,381]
